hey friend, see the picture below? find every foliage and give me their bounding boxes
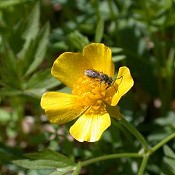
[0,0,175,174]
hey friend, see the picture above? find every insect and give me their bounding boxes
[84,69,113,86]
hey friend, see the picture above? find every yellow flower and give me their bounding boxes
[41,43,134,142]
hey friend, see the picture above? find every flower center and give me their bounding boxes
[72,75,116,115]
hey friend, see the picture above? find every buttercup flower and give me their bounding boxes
[41,43,134,142]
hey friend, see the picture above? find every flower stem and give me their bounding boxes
[119,116,150,152]
[81,153,142,167]
[150,132,175,154]
[138,155,149,175]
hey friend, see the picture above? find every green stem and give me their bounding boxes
[138,155,149,175]
[150,132,175,154]
[119,116,150,152]
[108,0,116,19]
[81,153,142,167]
[137,131,175,174]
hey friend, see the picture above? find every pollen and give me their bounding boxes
[72,76,116,115]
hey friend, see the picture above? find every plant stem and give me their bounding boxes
[119,116,150,152]
[80,131,175,172]
[81,153,142,167]
[137,129,175,175]
[138,155,149,175]
[150,132,175,154]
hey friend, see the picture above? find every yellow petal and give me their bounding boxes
[111,66,134,106]
[41,92,84,124]
[51,52,92,88]
[70,113,111,142]
[83,43,115,77]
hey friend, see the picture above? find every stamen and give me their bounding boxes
[72,76,116,115]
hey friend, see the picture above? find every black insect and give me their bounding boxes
[84,69,113,86]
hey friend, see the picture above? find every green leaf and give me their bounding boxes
[52,41,68,51]
[13,149,75,172]
[95,18,104,42]
[163,145,175,159]
[1,41,17,75]
[155,112,175,127]
[24,22,50,76]
[111,47,123,53]
[148,132,170,142]
[162,145,175,174]
[0,0,29,8]
[21,2,40,45]
[0,142,23,164]
[0,42,21,89]
[24,149,75,166]
[25,69,61,96]
[67,31,89,51]
[16,2,50,77]
[0,87,22,97]
[17,2,40,66]
[112,55,126,62]
[13,159,71,170]
[164,157,175,171]
[72,162,81,175]
[48,166,75,175]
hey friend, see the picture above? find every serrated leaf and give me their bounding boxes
[95,18,104,42]
[1,41,17,69]
[16,2,43,76]
[18,39,36,75]
[24,23,50,76]
[13,149,76,171]
[24,149,75,166]
[1,42,18,82]
[21,2,40,44]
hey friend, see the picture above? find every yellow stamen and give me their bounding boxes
[72,76,116,115]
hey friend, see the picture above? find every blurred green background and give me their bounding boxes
[0,0,175,174]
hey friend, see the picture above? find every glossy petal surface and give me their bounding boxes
[70,113,111,142]
[41,92,84,124]
[83,43,115,77]
[51,53,92,88]
[111,66,134,106]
